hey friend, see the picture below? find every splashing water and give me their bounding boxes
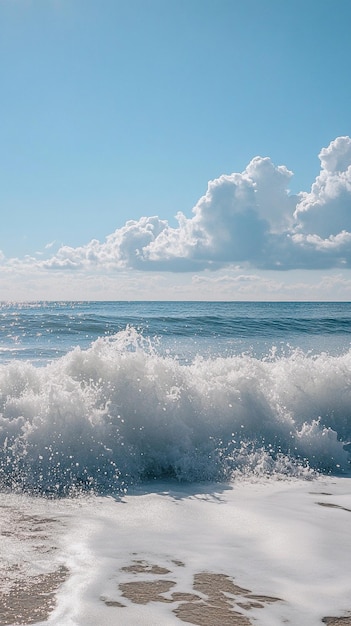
[0,327,350,495]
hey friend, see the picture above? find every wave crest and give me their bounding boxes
[0,328,350,495]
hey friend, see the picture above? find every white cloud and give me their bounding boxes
[44,240,56,250]
[319,136,351,173]
[42,217,169,270]
[143,156,296,269]
[292,231,351,251]
[294,136,351,239]
[4,136,351,274]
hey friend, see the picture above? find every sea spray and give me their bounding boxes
[0,328,350,495]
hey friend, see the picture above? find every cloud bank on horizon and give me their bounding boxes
[4,136,351,274]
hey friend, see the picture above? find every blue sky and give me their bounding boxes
[1,0,351,300]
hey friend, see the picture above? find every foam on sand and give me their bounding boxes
[1,477,351,625]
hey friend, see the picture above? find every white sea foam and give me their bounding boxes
[0,328,350,494]
[2,477,351,626]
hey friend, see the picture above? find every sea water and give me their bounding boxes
[1,301,350,492]
[0,301,351,625]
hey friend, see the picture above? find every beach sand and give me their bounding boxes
[1,558,351,625]
[103,559,282,625]
[0,505,68,625]
[1,479,351,625]
[100,558,351,626]
[0,566,68,625]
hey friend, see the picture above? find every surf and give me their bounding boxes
[0,327,350,495]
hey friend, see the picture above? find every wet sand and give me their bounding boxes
[100,558,351,625]
[0,567,68,626]
[1,483,351,625]
[102,558,281,625]
[1,554,351,625]
[0,505,68,626]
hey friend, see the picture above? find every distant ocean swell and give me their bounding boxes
[0,328,350,495]
[3,311,351,338]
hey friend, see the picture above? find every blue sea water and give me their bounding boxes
[0,301,350,494]
[2,300,351,363]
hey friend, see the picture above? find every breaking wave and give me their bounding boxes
[0,328,350,495]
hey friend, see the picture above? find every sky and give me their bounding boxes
[1,0,351,301]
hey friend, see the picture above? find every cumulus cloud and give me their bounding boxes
[142,156,298,269]
[43,217,169,270]
[294,136,351,239]
[13,135,351,272]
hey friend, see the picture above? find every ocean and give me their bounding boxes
[0,301,351,625]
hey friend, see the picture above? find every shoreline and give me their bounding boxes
[1,561,351,626]
[1,478,351,625]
